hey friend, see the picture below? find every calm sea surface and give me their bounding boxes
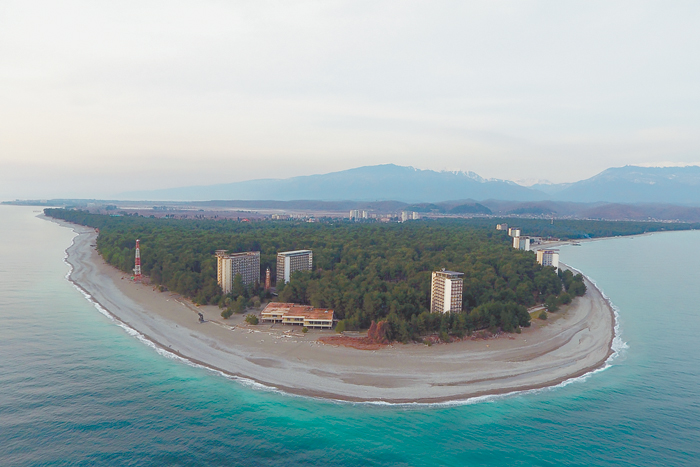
[1,206,699,466]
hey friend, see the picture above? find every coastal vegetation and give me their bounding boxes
[46,209,671,341]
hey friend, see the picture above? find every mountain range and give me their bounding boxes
[121,164,700,205]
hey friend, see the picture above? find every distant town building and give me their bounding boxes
[215,250,261,294]
[401,211,419,222]
[496,223,508,231]
[260,302,334,329]
[536,249,560,268]
[508,227,521,237]
[349,209,361,220]
[513,236,531,251]
[276,250,313,284]
[430,269,464,313]
[362,210,369,219]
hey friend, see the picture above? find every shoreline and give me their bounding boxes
[48,215,618,404]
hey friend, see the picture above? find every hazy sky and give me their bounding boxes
[2,1,699,199]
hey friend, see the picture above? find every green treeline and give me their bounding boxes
[49,208,671,341]
[458,217,699,239]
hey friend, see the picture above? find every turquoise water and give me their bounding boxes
[1,206,699,466]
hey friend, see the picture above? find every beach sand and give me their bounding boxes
[54,218,615,403]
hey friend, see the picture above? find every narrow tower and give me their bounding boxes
[133,239,142,281]
[265,267,271,290]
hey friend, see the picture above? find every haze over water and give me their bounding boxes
[1,206,698,466]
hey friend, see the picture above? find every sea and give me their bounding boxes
[1,205,699,466]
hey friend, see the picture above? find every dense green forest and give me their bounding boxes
[46,209,684,341]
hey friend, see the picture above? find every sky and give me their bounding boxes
[1,1,699,200]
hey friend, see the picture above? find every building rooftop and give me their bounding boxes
[262,302,334,320]
[278,250,312,256]
[216,250,260,257]
[434,269,464,277]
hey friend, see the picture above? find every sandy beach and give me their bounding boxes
[53,218,615,403]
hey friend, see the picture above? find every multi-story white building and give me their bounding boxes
[430,269,464,313]
[496,223,508,231]
[400,211,419,222]
[513,236,531,251]
[349,209,361,220]
[508,227,521,237]
[215,250,261,294]
[536,249,560,268]
[276,250,313,284]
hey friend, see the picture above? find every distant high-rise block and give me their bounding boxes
[536,250,560,269]
[276,250,313,284]
[430,269,464,313]
[216,250,261,294]
[513,236,531,251]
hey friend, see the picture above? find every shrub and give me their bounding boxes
[538,310,548,320]
[221,308,233,319]
[544,296,559,312]
[245,314,259,325]
[559,292,572,305]
[335,320,346,333]
[302,326,308,333]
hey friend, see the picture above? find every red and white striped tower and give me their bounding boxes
[133,239,142,281]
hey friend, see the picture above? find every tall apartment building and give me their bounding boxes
[349,209,361,220]
[430,269,464,313]
[276,250,313,284]
[536,249,560,268]
[401,211,419,222]
[496,223,508,231]
[513,236,531,251]
[215,250,261,294]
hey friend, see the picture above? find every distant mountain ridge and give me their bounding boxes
[120,164,547,203]
[119,164,700,205]
[544,165,700,204]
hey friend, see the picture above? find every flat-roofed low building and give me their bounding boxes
[276,250,313,284]
[260,302,334,329]
[216,250,260,294]
[536,249,560,268]
[430,269,464,313]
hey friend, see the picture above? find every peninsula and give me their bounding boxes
[51,215,615,403]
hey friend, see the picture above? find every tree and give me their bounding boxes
[544,296,559,312]
[233,296,246,314]
[232,273,245,298]
[245,314,259,325]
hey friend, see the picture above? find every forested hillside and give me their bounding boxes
[47,209,664,340]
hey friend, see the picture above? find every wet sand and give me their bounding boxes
[53,218,615,403]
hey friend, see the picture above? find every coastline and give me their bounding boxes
[49,216,617,404]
